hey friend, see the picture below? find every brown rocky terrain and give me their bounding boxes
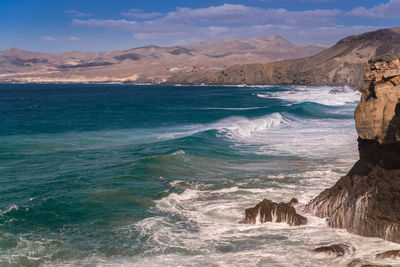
[305,54,400,243]
[167,28,400,87]
[0,35,324,83]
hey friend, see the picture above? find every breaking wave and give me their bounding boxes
[256,85,360,106]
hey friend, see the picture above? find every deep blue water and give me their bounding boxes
[2,84,392,266]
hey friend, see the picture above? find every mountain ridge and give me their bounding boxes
[0,35,324,83]
[167,27,400,88]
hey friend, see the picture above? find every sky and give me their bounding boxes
[0,0,399,53]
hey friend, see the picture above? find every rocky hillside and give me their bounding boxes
[0,35,324,83]
[167,28,400,87]
[305,54,400,243]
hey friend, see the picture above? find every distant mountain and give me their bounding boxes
[0,36,325,83]
[167,28,400,87]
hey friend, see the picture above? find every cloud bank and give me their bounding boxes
[71,3,392,46]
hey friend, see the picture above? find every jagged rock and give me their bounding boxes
[288,198,299,206]
[240,198,307,226]
[306,166,400,242]
[376,249,400,259]
[347,259,392,267]
[361,265,392,267]
[306,54,400,243]
[355,55,400,144]
[329,89,344,94]
[312,244,350,256]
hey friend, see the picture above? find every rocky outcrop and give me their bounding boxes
[306,54,400,243]
[312,244,351,257]
[376,250,400,259]
[240,198,307,226]
[167,28,400,87]
[355,56,400,143]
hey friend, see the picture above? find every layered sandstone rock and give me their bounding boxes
[355,56,400,143]
[306,54,400,243]
[240,198,307,226]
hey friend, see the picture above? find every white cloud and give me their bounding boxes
[41,36,57,41]
[41,36,82,42]
[72,19,137,30]
[347,0,400,18]
[121,9,163,19]
[70,4,382,46]
[298,0,334,2]
[68,36,82,41]
[65,10,92,17]
[163,4,342,26]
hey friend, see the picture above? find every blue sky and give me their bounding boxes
[0,0,399,53]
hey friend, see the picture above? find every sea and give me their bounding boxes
[0,83,399,266]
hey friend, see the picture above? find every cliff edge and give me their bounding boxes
[305,54,400,243]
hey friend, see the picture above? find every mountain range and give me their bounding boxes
[168,28,400,88]
[0,36,324,83]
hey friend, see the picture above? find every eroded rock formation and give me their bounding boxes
[240,198,307,226]
[306,54,400,243]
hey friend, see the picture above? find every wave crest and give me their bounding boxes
[217,113,286,140]
[256,85,360,106]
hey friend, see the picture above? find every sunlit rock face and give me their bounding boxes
[355,56,400,144]
[306,54,400,243]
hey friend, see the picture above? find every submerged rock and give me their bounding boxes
[240,198,307,226]
[376,249,400,259]
[347,259,392,267]
[306,54,400,243]
[313,244,350,257]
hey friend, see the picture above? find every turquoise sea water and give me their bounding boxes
[1,84,399,266]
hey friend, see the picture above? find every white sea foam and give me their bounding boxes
[0,204,19,216]
[123,166,400,267]
[11,85,386,267]
[256,85,360,106]
[215,112,357,160]
[39,115,396,267]
[217,112,286,139]
[194,106,269,110]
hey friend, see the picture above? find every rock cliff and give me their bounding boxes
[305,54,400,243]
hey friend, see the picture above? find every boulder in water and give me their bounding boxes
[240,198,307,226]
[312,244,350,257]
[347,259,392,267]
[376,249,400,259]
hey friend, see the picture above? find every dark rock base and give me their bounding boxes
[312,244,351,257]
[376,249,400,259]
[241,198,307,226]
[305,165,400,243]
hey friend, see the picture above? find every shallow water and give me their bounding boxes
[0,84,399,266]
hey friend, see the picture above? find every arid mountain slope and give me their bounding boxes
[0,35,324,83]
[168,28,400,87]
